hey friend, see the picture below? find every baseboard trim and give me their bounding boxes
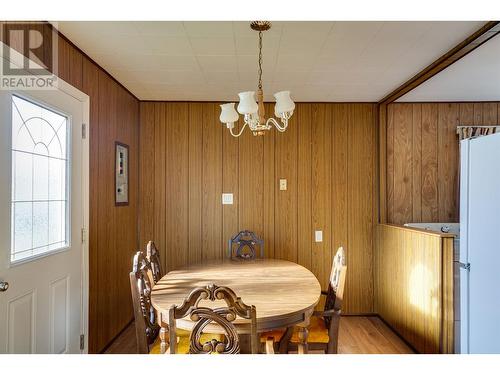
[99,319,134,354]
[341,312,378,317]
[374,314,419,354]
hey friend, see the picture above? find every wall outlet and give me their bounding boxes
[279,179,287,191]
[315,230,323,242]
[222,193,233,205]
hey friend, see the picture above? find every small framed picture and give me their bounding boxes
[115,141,129,206]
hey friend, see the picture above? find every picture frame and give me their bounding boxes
[115,141,129,206]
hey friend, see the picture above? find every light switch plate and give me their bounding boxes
[279,179,287,191]
[315,230,323,242]
[222,193,233,205]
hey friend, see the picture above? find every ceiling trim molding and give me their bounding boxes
[379,21,500,105]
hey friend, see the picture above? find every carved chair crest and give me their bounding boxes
[228,230,264,260]
[146,240,162,284]
[129,250,160,353]
[169,284,258,354]
[324,246,347,326]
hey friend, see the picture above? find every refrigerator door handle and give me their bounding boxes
[459,262,471,271]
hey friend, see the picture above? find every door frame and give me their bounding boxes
[0,42,90,353]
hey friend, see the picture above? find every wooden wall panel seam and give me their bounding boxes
[222,102,239,259]
[298,104,312,271]
[378,104,387,223]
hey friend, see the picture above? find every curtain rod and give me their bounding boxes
[456,125,500,135]
[457,125,500,128]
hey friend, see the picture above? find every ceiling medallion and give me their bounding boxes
[219,21,295,137]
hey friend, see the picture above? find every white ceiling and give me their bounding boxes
[55,21,485,102]
[398,33,500,102]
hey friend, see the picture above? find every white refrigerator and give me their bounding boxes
[459,132,500,353]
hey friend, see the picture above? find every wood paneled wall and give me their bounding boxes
[1,23,140,353]
[386,102,500,224]
[139,102,377,314]
[60,34,140,354]
[375,224,455,353]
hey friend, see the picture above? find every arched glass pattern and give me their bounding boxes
[11,95,69,262]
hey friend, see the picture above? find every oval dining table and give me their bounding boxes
[151,258,321,354]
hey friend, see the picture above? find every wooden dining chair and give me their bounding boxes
[167,284,262,354]
[129,250,162,354]
[228,230,264,260]
[287,246,347,354]
[146,240,162,284]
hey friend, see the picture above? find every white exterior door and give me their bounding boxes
[0,80,89,353]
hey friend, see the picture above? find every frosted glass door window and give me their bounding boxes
[11,95,69,262]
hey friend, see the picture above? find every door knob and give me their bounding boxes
[0,281,9,292]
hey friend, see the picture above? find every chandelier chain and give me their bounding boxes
[258,30,263,90]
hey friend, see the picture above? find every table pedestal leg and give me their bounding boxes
[279,326,293,354]
[238,333,251,353]
[297,325,309,354]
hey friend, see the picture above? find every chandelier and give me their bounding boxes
[219,21,295,137]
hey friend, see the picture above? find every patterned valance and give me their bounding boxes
[457,126,499,140]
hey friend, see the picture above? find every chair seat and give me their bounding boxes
[290,316,329,344]
[149,329,224,354]
[259,329,285,343]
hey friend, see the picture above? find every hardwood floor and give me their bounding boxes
[104,316,414,354]
[338,316,414,354]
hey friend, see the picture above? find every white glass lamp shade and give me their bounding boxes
[274,90,295,115]
[220,103,239,126]
[274,105,283,119]
[237,91,258,115]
